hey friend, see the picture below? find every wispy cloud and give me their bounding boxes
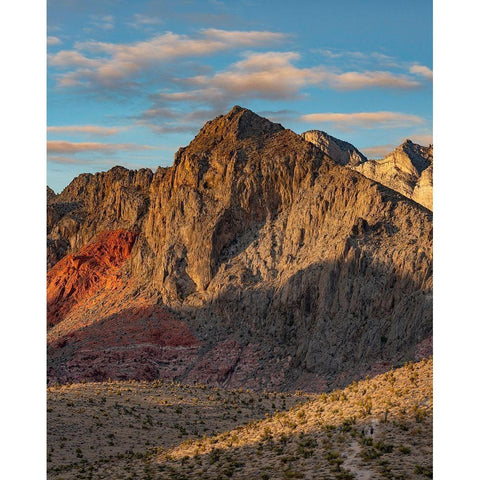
[132,50,424,135]
[410,64,433,80]
[314,48,402,68]
[88,15,115,31]
[47,125,126,136]
[316,48,432,82]
[329,71,419,90]
[49,29,288,89]
[300,111,424,131]
[257,109,298,123]
[47,36,62,46]
[361,133,432,159]
[409,133,433,146]
[47,155,115,165]
[47,141,156,154]
[361,144,396,158]
[128,13,163,28]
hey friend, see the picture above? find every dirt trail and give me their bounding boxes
[342,440,375,480]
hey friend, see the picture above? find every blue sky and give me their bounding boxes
[47,0,432,192]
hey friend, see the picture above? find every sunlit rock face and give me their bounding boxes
[301,130,367,167]
[353,140,433,210]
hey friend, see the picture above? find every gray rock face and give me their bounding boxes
[301,130,367,166]
[47,107,432,391]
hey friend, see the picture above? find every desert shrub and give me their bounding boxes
[335,470,355,480]
[283,469,303,478]
[398,445,411,455]
[374,440,393,453]
[414,465,433,478]
[413,405,427,423]
[209,449,220,464]
[297,436,316,458]
[361,448,381,461]
[261,426,273,441]
[358,396,373,417]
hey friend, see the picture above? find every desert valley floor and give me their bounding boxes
[48,358,432,480]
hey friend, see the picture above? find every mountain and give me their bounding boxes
[47,106,432,392]
[302,134,433,211]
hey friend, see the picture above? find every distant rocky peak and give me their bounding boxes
[391,140,432,174]
[301,130,367,167]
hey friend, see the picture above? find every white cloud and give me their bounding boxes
[129,14,163,27]
[329,71,420,90]
[47,36,62,46]
[410,64,433,80]
[361,144,396,158]
[88,15,115,31]
[152,51,421,111]
[409,133,433,146]
[49,29,288,88]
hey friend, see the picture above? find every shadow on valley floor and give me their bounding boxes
[47,305,200,385]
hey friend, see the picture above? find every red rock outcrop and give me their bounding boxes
[47,230,138,328]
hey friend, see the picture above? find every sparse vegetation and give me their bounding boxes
[48,359,432,479]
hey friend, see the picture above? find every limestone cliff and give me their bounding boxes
[47,107,432,391]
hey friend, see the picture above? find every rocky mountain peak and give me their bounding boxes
[184,105,285,155]
[301,129,367,166]
[394,140,432,173]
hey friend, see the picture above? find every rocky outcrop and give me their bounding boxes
[47,186,56,202]
[47,166,153,268]
[353,140,433,210]
[47,229,138,328]
[301,130,367,166]
[412,163,433,210]
[47,106,433,392]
